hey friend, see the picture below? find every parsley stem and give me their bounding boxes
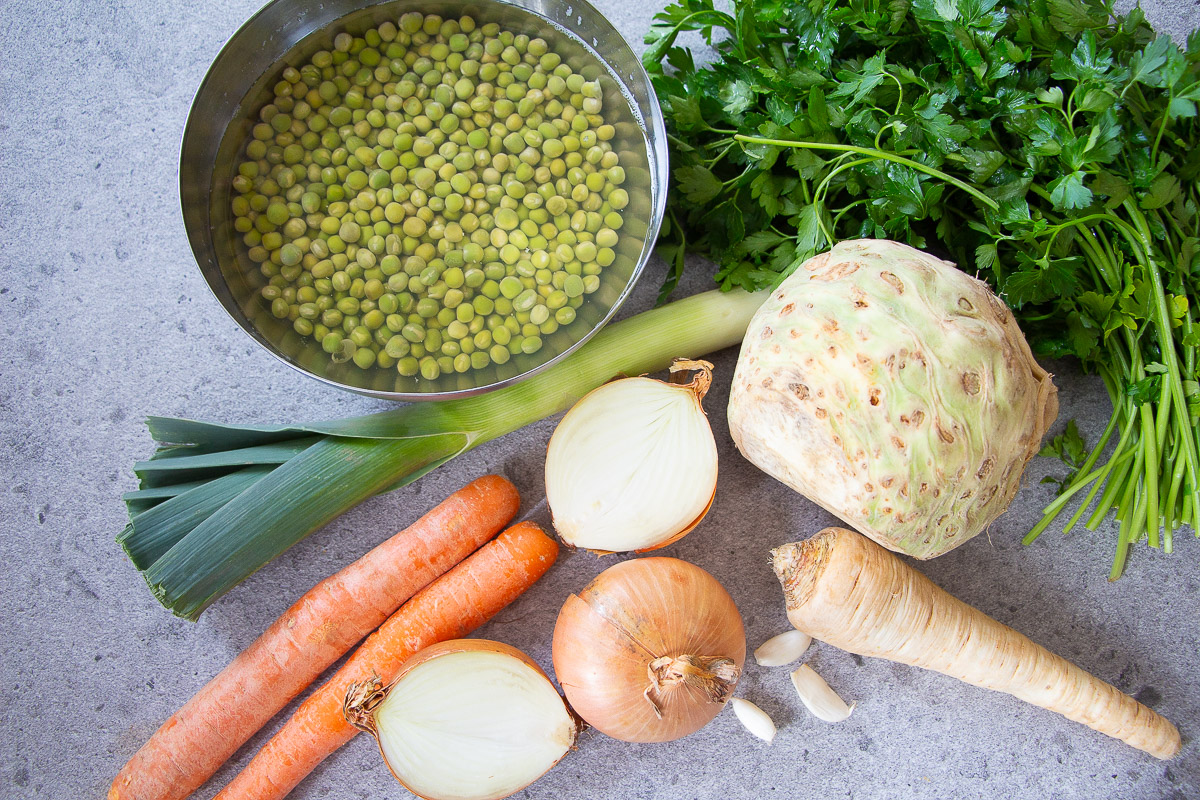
[1090,437,1138,532]
[1061,400,1138,536]
[1151,209,1184,265]
[831,199,871,234]
[646,9,737,64]
[1140,390,1161,547]
[1110,473,1144,581]
[1150,93,1172,165]
[1028,182,1056,206]
[721,166,752,187]
[1121,200,1200,527]
[707,140,738,170]
[1071,222,1121,293]
[1035,216,1116,287]
[732,135,1000,210]
[1030,409,1123,530]
[666,132,693,151]
[1154,364,1172,457]
[812,156,878,243]
[1164,439,1188,552]
[887,70,904,116]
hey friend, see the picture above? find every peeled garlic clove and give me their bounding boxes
[545,359,719,552]
[790,663,855,723]
[753,630,813,666]
[346,640,577,800]
[731,698,777,743]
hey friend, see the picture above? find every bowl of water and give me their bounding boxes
[180,0,668,399]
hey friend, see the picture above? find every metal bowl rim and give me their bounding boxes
[180,0,669,401]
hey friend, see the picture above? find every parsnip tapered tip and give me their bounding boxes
[1135,712,1182,760]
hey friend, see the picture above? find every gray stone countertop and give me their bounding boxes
[1,1,1197,799]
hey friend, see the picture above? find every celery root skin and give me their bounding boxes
[772,527,1180,760]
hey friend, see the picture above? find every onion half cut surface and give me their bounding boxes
[350,640,577,800]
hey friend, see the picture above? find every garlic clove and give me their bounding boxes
[731,698,777,743]
[753,630,813,666]
[790,663,855,723]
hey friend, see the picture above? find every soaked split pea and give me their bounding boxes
[231,12,628,380]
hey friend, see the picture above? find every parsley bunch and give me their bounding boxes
[644,0,1199,575]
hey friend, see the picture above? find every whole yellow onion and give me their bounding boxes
[551,557,745,742]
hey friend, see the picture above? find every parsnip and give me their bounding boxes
[771,528,1180,759]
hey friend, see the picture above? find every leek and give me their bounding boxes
[121,289,767,620]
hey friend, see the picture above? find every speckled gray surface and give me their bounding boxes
[1,1,1198,799]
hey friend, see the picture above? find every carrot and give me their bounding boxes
[214,520,559,800]
[110,474,520,800]
[772,527,1181,760]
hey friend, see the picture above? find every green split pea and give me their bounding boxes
[231,12,630,381]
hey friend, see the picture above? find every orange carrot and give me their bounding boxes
[214,520,559,800]
[110,475,520,800]
[773,527,1181,759]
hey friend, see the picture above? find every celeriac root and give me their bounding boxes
[772,527,1180,759]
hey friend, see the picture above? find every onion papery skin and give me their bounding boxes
[551,558,745,742]
[354,639,578,800]
[545,373,719,553]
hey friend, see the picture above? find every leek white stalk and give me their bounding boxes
[345,640,577,800]
[545,359,719,552]
[790,663,855,723]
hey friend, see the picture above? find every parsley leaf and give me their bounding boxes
[719,79,756,117]
[1048,170,1093,210]
[674,165,724,205]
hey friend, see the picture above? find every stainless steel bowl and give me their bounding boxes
[181,0,667,400]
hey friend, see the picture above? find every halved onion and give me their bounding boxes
[545,359,719,552]
[345,640,578,800]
